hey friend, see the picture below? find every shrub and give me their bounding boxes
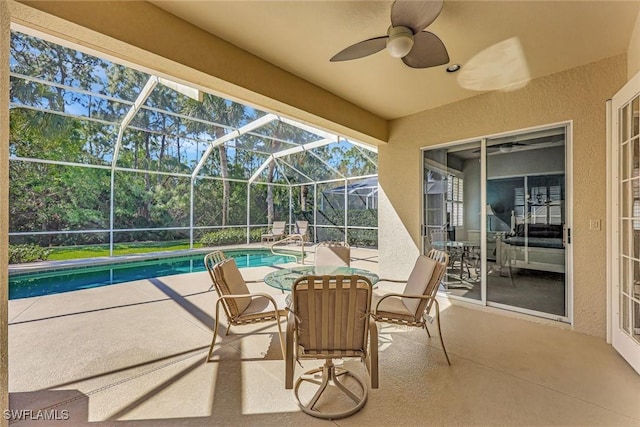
[9,244,51,264]
[199,228,267,246]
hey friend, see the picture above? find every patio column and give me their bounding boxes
[1,2,10,424]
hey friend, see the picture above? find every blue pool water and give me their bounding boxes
[9,249,295,300]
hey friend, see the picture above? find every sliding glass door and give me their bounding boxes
[422,126,570,320]
[486,129,568,318]
[423,141,482,301]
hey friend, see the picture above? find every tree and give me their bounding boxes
[183,95,246,226]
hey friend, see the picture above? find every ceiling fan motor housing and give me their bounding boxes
[386,26,414,58]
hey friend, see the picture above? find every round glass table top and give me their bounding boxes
[263,266,379,291]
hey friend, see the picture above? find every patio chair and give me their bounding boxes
[314,241,351,267]
[285,274,378,419]
[295,220,309,244]
[204,250,227,291]
[204,257,287,363]
[372,254,451,365]
[261,221,287,242]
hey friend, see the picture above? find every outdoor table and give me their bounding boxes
[263,266,379,292]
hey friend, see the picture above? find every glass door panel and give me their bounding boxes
[486,127,567,317]
[613,77,640,371]
[423,142,482,301]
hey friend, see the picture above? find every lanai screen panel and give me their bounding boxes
[196,146,272,180]
[228,181,249,226]
[10,31,145,103]
[249,120,320,147]
[291,185,315,226]
[113,171,191,229]
[309,143,378,177]
[10,79,131,124]
[249,183,289,224]
[9,109,117,165]
[8,29,379,254]
[117,127,202,173]
[113,229,190,245]
[279,152,341,184]
[235,132,298,155]
[193,178,225,227]
[9,163,111,236]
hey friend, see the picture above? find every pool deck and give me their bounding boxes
[7,246,640,426]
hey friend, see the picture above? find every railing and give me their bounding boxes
[270,234,306,264]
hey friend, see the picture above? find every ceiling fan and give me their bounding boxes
[472,143,527,154]
[330,0,449,69]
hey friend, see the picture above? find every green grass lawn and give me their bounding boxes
[47,241,204,261]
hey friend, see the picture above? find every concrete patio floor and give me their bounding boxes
[7,247,640,426]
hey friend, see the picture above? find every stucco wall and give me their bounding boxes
[1,2,10,424]
[628,9,640,79]
[379,55,627,337]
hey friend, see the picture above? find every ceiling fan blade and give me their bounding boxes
[401,31,449,69]
[330,36,387,62]
[391,0,444,34]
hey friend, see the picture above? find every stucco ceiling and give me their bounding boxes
[151,0,639,120]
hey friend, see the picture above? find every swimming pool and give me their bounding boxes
[9,249,297,300]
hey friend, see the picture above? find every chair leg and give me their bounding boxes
[205,300,224,363]
[368,319,379,389]
[294,360,368,420]
[275,313,285,358]
[285,311,295,389]
[424,322,432,338]
[430,300,451,366]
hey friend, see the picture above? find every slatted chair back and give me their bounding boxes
[315,241,351,267]
[292,275,372,357]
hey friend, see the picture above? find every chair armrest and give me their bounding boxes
[373,292,435,313]
[376,278,407,284]
[216,292,285,314]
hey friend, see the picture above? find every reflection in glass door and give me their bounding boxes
[423,142,482,301]
[422,126,570,320]
[486,128,568,318]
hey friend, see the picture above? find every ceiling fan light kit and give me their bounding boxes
[330,0,449,69]
[386,26,414,58]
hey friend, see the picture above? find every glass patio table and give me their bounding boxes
[263,266,379,291]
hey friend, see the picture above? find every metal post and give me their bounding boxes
[109,169,115,256]
[289,185,293,234]
[247,183,251,244]
[190,177,195,249]
[344,179,348,244]
[314,184,318,243]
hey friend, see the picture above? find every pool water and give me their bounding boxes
[9,249,295,300]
